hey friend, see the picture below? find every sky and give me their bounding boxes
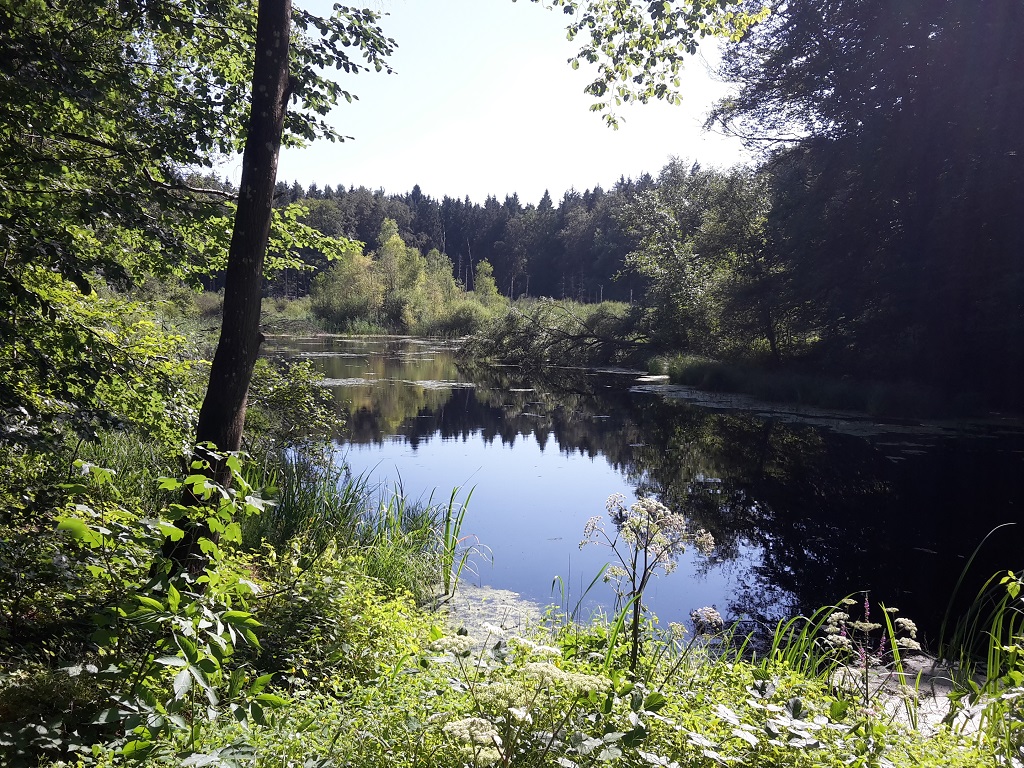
[270,0,751,205]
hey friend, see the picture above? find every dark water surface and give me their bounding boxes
[270,335,1024,642]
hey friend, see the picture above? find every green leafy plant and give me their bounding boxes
[1,450,282,765]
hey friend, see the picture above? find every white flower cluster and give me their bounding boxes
[693,529,716,555]
[523,662,608,694]
[443,717,502,766]
[443,716,500,746]
[824,633,853,651]
[894,616,921,651]
[427,634,478,656]
[509,636,562,658]
[894,617,918,637]
[822,605,923,653]
[581,515,605,545]
[475,680,530,711]
[690,606,724,635]
[584,495,715,572]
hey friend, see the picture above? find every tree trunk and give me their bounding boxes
[162,0,292,576]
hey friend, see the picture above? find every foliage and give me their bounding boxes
[247,546,430,693]
[0,0,391,443]
[1,434,1014,768]
[941,570,1024,764]
[472,260,505,310]
[1,274,202,451]
[0,449,275,765]
[710,0,1024,403]
[244,358,343,451]
[464,299,644,369]
[537,0,768,126]
[622,161,790,362]
[309,219,505,335]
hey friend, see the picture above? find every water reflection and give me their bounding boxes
[269,336,1024,641]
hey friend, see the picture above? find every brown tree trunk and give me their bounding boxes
[162,0,292,576]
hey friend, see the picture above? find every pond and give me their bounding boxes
[269,335,1024,643]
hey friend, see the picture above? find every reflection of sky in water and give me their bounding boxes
[340,432,755,625]
[268,335,1024,642]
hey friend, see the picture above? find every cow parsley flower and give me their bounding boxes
[690,606,724,635]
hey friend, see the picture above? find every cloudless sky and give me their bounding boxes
[271,0,750,205]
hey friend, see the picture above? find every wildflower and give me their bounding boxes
[427,634,478,655]
[473,747,501,766]
[475,681,530,711]
[508,706,532,724]
[894,617,918,639]
[563,671,610,695]
[824,611,850,634]
[580,515,605,548]
[896,637,922,651]
[524,661,567,686]
[509,636,561,658]
[443,716,501,747]
[690,606,724,635]
[480,622,507,638]
[606,493,627,516]
[603,565,627,583]
[668,622,688,639]
[825,633,853,651]
[850,620,882,633]
[693,529,715,555]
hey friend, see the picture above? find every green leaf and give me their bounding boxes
[250,700,267,727]
[255,693,289,708]
[223,610,261,627]
[167,583,181,612]
[121,739,154,758]
[621,726,648,748]
[136,595,165,611]
[158,522,185,542]
[155,655,188,667]
[173,668,192,699]
[225,453,243,476]
[242,627,262,650]
[57,516,102,547]
[176,635,199,664]
[248,673,274,696]
[829,700,850,721]
[642,692,668,712]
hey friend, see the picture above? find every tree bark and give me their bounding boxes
[162,0,292,576]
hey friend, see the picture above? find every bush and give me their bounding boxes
[417,299,491,337]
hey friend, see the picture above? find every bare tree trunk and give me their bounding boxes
[162,0,292,576]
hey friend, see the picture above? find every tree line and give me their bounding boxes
[270,178,651,304]
[270,0,1024,407]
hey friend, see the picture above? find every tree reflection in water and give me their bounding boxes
[268,336,1024,644]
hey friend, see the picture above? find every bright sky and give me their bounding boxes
[272,0,750,205]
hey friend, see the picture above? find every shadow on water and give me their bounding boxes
[267,335,1024,644]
